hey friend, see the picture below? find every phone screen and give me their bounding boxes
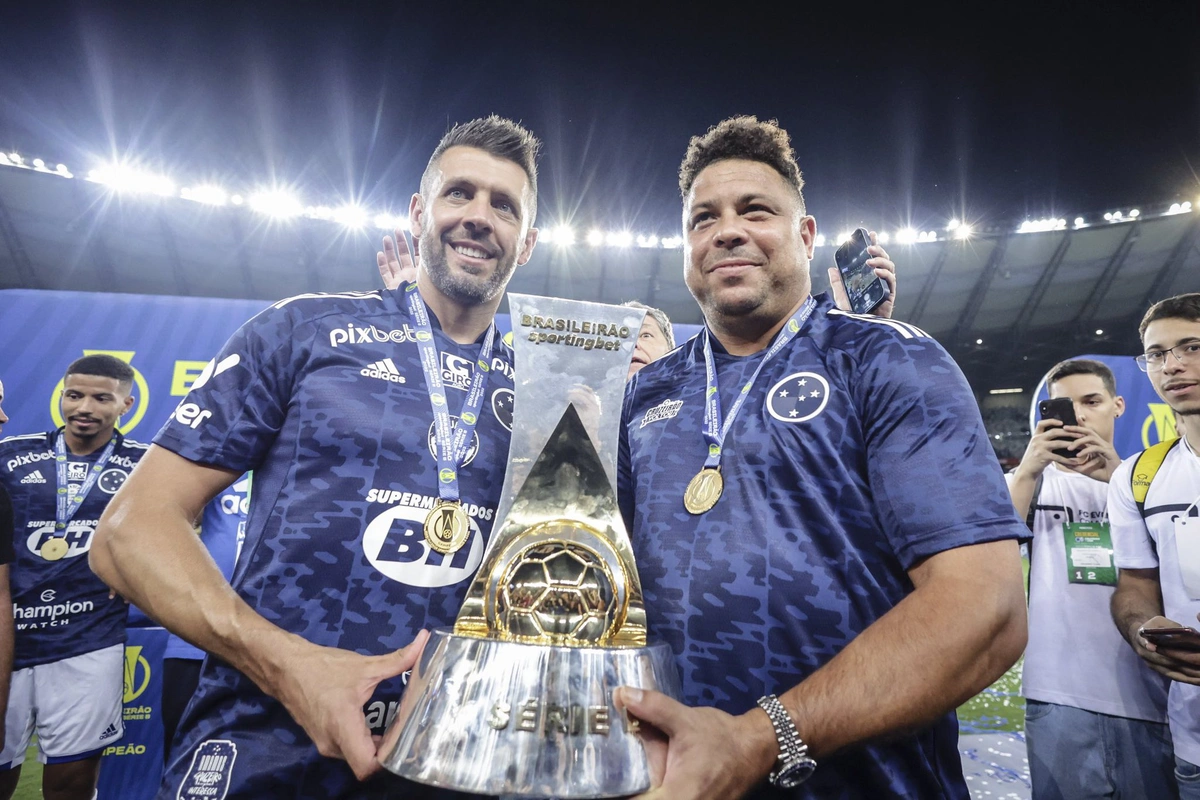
[835,230,886,315]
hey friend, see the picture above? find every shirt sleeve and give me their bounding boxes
[617,380,635,536]
[0,482,13,565]
[1108,456,1159,569]
[852,329,1025,569]
[153,302,309,472]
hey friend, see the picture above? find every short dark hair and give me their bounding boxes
[678,116,806,213]
[65,354,134,387]
[420,115,541,222]
[1046,358,1117,397]
[1139,292,1200,339]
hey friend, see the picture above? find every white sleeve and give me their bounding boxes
[1108,456,1159,569]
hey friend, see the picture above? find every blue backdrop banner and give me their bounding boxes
[98,626,168,800]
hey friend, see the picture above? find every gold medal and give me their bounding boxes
[424,501,471,555]
[40,538,69,561]
[683,468,724,515]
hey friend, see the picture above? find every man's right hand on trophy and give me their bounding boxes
[377,224,418,290]
[272,630,429,780]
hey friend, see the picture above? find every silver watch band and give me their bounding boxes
[756,694,813,781]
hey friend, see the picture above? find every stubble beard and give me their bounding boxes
[420,228,516,307]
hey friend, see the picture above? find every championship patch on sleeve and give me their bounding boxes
[177,739,237,800]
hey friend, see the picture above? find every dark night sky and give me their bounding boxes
[2,1,1198,237]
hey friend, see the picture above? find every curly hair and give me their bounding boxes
[678,116,805,213]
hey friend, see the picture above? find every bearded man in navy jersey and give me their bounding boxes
[615,116,1028,799]
[92,115,539,800]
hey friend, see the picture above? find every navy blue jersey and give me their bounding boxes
[153,286,514,799]
[0,430,144,669]
[618,295,1024,799]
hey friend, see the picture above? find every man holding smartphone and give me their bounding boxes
[1109,293,1200,797]
[1008,359,1174,799]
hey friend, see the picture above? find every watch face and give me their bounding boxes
[775,757,818,789]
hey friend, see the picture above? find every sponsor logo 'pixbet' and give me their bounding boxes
[6,450,52,472]
[329,321,419,348]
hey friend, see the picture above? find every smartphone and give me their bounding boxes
[1140,626,1200,651]
[1038,397,1078,459]
[834,228,888,315]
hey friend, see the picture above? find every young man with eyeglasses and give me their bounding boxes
[1109,292,1200,797]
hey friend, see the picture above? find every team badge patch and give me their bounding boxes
[177,739,237,800]
[98,468,128,494]
[640,398,683,428]
[767,372,831,423]
[491,388,515,431]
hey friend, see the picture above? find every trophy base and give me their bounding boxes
[379,628,681,798]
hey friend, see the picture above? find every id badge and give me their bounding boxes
[1175,512,1200,599]
[1063,522,1116,585]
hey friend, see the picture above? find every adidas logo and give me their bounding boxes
[360,359,406,384]
[99,723,120,741]
[20,471,46,484]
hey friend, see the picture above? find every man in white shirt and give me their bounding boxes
[1009,358,1173,799]
[1110,292,1200,798]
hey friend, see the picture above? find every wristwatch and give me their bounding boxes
[756,694,817,788]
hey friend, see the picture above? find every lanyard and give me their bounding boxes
[54,431,118,532]
[699,296,817,469]
[404,285,495,504]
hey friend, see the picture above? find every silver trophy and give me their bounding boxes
[379,295,681,798]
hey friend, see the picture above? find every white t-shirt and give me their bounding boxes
[1109,435,1200,762]
[1016,466,1169,721]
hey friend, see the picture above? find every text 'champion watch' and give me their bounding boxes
[756,694,818,788]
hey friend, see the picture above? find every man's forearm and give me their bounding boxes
[92,452,303,697]
[0,603,12,726]
[777,541,1026,760]
[1111,571,1164,645]
[1007,467,1039,520]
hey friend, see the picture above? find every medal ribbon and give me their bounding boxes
[700,296,818,469]
[54,431,118,533]
[404,285,495,504]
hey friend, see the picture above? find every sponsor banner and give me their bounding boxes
[98,626,168,800]
[0,289,701,442]
[1031,353,1178,459]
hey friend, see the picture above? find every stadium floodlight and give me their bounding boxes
[1112,210,1124,220]
[660,236,683,249]
[181,185,229,206]
[230,194,244,205]
[1074,216,1086,227]
[1186,202,1194,212]
[1095,329,1104,335]
[305,205,335,221]
[8,153,21,165]
[551,225,575,246]
[947,218,961,231]
[1168,204,1183,215]
[332,205,368,229]
[976,338,983,345]
[876,231,889,245]
[836,231,851,244]
[0,154,10,166]
[813,233,827,247]
[636,234,659,248]
[1103,212,1113,221]
[373,212,405,231]
[606,231,633,248]
[249,189,303,219]
[1129,208,1140,218]
[87,163,176,197]
[917,230,938,243]
[32,158,45,169]
[953,224,972,240]
[988,388,1024,395]
[896,227,918,245]
[586,229,604,247]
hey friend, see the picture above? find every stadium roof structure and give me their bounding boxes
[0,163,1197,394]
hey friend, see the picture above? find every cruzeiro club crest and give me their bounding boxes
[98,469,129,494]
[767,372,831,423]
[491,388,514,431]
